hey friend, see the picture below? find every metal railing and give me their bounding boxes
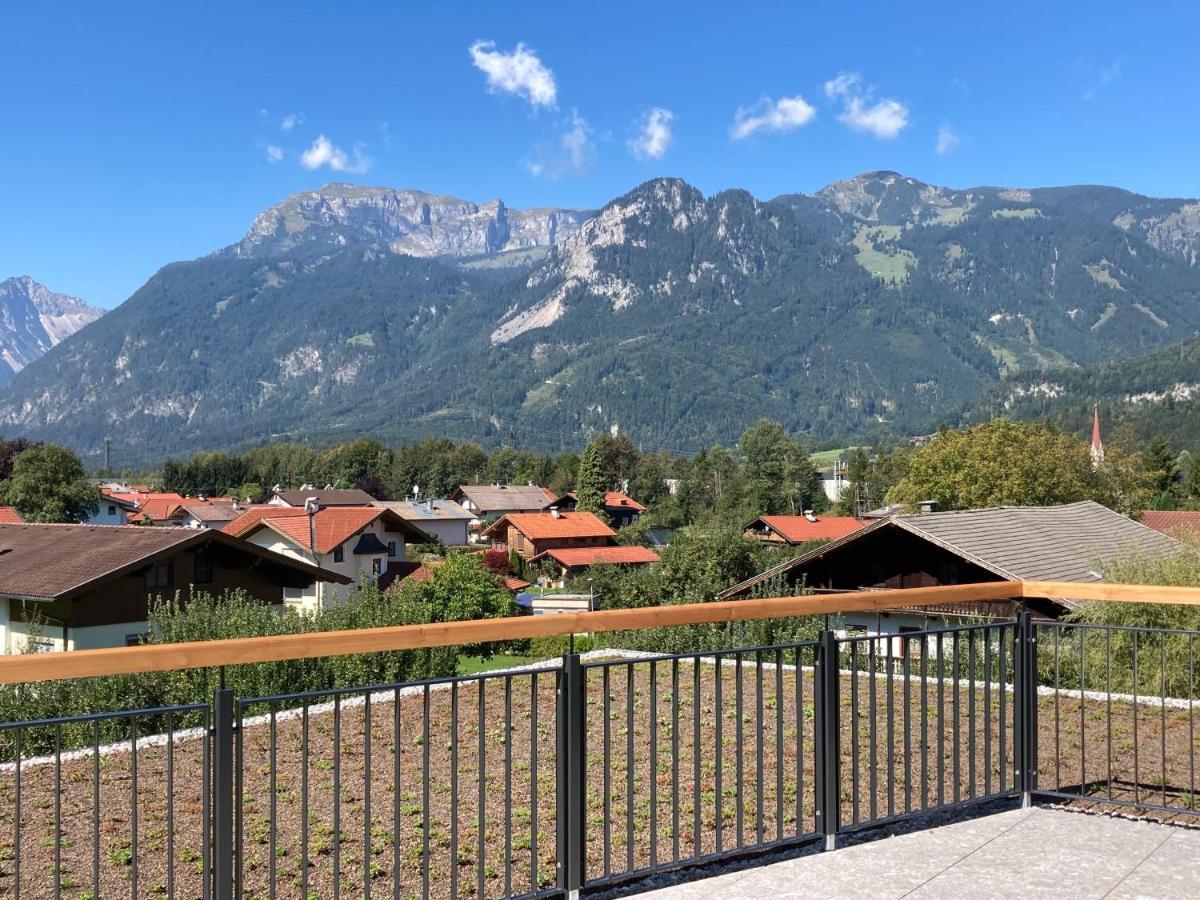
[0,582,1197,897]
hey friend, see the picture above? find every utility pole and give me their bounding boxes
[104,437,112,475]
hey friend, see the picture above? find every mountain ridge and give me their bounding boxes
[0,277,104,386]
[3,171,1199,464]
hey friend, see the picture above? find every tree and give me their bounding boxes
[3,444,99,523]
[1143,435,1177,508]
[574,440,609,520]
[887,419,1100,512]
[739,419,819,515]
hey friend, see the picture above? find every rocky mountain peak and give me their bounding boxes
[226,183,594,260]
[0,277,104,383]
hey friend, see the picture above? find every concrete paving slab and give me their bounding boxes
[634,807,1200,900]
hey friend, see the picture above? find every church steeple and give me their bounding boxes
[1090,405,1104,466]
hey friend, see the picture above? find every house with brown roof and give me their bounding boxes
[742,513,867,546]
[168,500,243,530]
[0,524,349,653]
[451,484,557,540]
[225,505,429,611]
[373,498,474,546]
[482,509,616,560]
[268,488,379,508]
[530,545,661,587]
[548,490,647,528]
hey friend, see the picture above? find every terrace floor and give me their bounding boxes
[638,805,1200,898]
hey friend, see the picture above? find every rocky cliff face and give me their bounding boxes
[225,183,593,259]
[0,277,103,383]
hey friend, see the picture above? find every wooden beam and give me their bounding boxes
[1021,581,1200,606]
[7,582,1019,685]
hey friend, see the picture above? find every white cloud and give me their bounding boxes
[281,113,305,131]
[526,111,594,178]
[469,39,557,109]
[729,96,816,140]
[935,123,960,155]
[823,72,862,100]
[299,135,371,174]
[823,71,910,139]
[265,145,284,163]
[629,107,674,160]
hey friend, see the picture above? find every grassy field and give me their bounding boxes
[0,654,1194,898]
[456,654,540,676]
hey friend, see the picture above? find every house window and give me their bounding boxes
[125,632,149,647]
[387,541,398,559]
[372,557,383,577]
[284,586,305,603]
[333,545,344,564]
[107,505,117,516]
[194,553,213,585]
[145,562,173,589]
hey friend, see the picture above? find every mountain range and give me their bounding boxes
[0,277,103,386]
[1,173,1199,464]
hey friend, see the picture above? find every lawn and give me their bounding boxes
[456,654,541,676]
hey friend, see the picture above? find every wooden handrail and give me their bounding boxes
[7,579,1200,686]
[14,582,1018,686]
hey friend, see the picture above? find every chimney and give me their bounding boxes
[804,510,817,522]
[919,500,939,515]
[549,506,561,519]
[422,499,433,513]
[304,497,320,552]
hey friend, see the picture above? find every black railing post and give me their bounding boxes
[1014,612,1038,807]
[213,686,235,900]
[557,653,586,897]
[814,629,841,850]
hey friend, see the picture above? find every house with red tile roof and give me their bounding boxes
[482,509,616,560]
[1140,510,1200,537]
[742,513,867,546]
[529,545,661,587]
[548,490,648,527]
[226,505,430,611]
[0,507,24,524]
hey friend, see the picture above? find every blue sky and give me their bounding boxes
[2,1,1197,308]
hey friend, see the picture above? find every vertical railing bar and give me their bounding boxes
[936,633,945,808]
[1190,634,1196,811]
[1079,629,1086,800]
[234,703,243,900]
[130,715,139,900]
[999,626,1007,795]
[269,703,278,900]
[333,695,342,900]
[165,712,175,899]
[1106,629,1113,801]
[422,685,432,900]
[850,640,860,825]
[1161,633,1168,808]
[391,689,400,900]
[984,627,993,799]
[529,672,539,894]
[734,653,743,848]
[869,635,877,821]
[1054,627,1061,792]
[715,653,723,855]
[450,682,459,900]
[602,665,611,878]
[755,649,764,847]
[1133,632,1140,806]
[626,664,635,873]
[650,659,659,866]
[952,631,961,805]
[796,650,804,836]
[214,688,234,900]
[477,679,486,900]
[12,726,19,900]
[903,635,912,814]
[53,723,61,900]
[301,702,310,900]
[775,647,784,841]
[364,692,372,900]
[693,658,702,858]
[93,718,100,898]
[672,657,681,863]
[886,637,895,819]
[921,635,929,811]
[503,676,512,898]
[968,628,977,800]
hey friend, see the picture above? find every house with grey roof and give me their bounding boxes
[373,498,474,546]
[450,484,557,541]
[718,501,1183,643]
